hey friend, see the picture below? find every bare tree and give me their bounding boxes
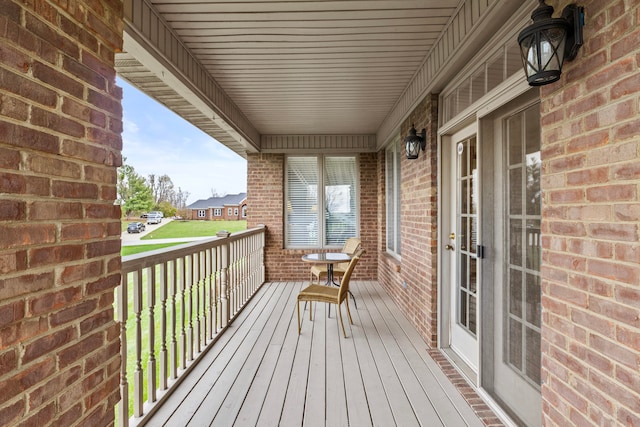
[148,174,175,204]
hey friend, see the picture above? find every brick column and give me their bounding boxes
[539,1,640,425]
[0,1,123,425]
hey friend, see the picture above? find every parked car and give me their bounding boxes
[127,222,146,233]
[146,214,162,225]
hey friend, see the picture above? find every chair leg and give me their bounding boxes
[297,300,301,334]
[345,297,353,325]
[337,303,347,338]
[309,301,313,321]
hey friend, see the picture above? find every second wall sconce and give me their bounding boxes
[405,124,426,159]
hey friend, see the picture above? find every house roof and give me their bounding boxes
[187,193,247,210]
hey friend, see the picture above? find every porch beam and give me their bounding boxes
[121,0,260,157]
[261,134,377,153]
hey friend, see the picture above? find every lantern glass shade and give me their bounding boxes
[519,24,568,86]
[405,138,421,159]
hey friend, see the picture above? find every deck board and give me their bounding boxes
[143,281,485,427]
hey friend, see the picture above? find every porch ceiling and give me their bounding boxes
[117,0,523,157]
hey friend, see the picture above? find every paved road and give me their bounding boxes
[121,218,215,246]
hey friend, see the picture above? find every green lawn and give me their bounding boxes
[141,220,246,240]
[121,243,185,256]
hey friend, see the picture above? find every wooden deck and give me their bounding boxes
[144,281,485,427]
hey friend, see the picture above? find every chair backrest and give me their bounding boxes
[338,249,365,301]
[341,237,361,256]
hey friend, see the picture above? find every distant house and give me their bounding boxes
[186,193,247,221]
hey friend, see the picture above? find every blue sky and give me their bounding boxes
[118,77,247,205]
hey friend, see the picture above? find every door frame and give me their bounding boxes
[437,73,536,425]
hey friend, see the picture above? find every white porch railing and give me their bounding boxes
[116,226,266,426]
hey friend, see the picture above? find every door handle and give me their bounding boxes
[445,244,455,251]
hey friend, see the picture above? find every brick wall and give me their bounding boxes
[247,152,377,282]
[377,94,439,346]
[539,1,640,425]
[0,1,123,425]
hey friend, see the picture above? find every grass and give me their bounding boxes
[141,220,247,240]
[121,243,185,256]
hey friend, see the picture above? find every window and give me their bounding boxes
[242,206,247,217]
[228,208,232,216]
[198,210,206,218]
[234,208,238,216]
[386,137,401,256]
[214,208,221,216]
[286,155,358,248]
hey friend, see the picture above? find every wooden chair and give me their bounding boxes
[297,250,364,338]
[309,237,361,285]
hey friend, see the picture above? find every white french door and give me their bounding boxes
[445,124,479,372]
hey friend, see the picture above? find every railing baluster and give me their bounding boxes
[178,256,187,370]
[147,266,157,403]
[159,262,168,391]
[187,253,194,361]
[133,269,143,418]
[169,259,178,380]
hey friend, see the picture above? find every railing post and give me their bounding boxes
[117,275,129,427]
[217,230,231,327]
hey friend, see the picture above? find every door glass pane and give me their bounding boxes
[457,136,478,336]
[505,104,542,389]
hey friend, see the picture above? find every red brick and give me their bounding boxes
[586,184,636,202]
[611,28,640,60]
[62,56,106,91]
[0,358,55,405]
[29,244,84,268]
[86,239,120,258]
[588,223,638,242]
[86,126,122,150]
[614,118,640,141]
[32,61,83,99]
[28,286,82,316]
[566,167,609,186]
[0,348,17,377]
[25,153,83,179]
[55,403,83,427]
[611,72,640,100]
[59,260,103,285]
[0,120,59,153]
[51,299,98,328]
[59,13,98,49]
[0,146,20,169]
[549,189,584,204]
[18,400,56,427]
[0,68,60,108]
[588,259,640,284]
[58,332,103,368]
[79,310,113,335]
[0,398,24,427]
[85,273,120,295]
[85,202,119,219]
[24,11,79,59]
[87,89,121,116]
[585,57,635,91]
[31,107,85,138]
[52,180,99,199]
[0,199,26,220]
[0,223,56,249]
[22,327,77,365]
[590,294,640,327]
[0,93,29,121]
[0,300,25,328]
[616,326,640,351]
[84,164,116,184]
[28,200,83,221]
[60,139,109,164]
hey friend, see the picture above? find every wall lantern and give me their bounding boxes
[405,124,426,159]
[517,0,584,86]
